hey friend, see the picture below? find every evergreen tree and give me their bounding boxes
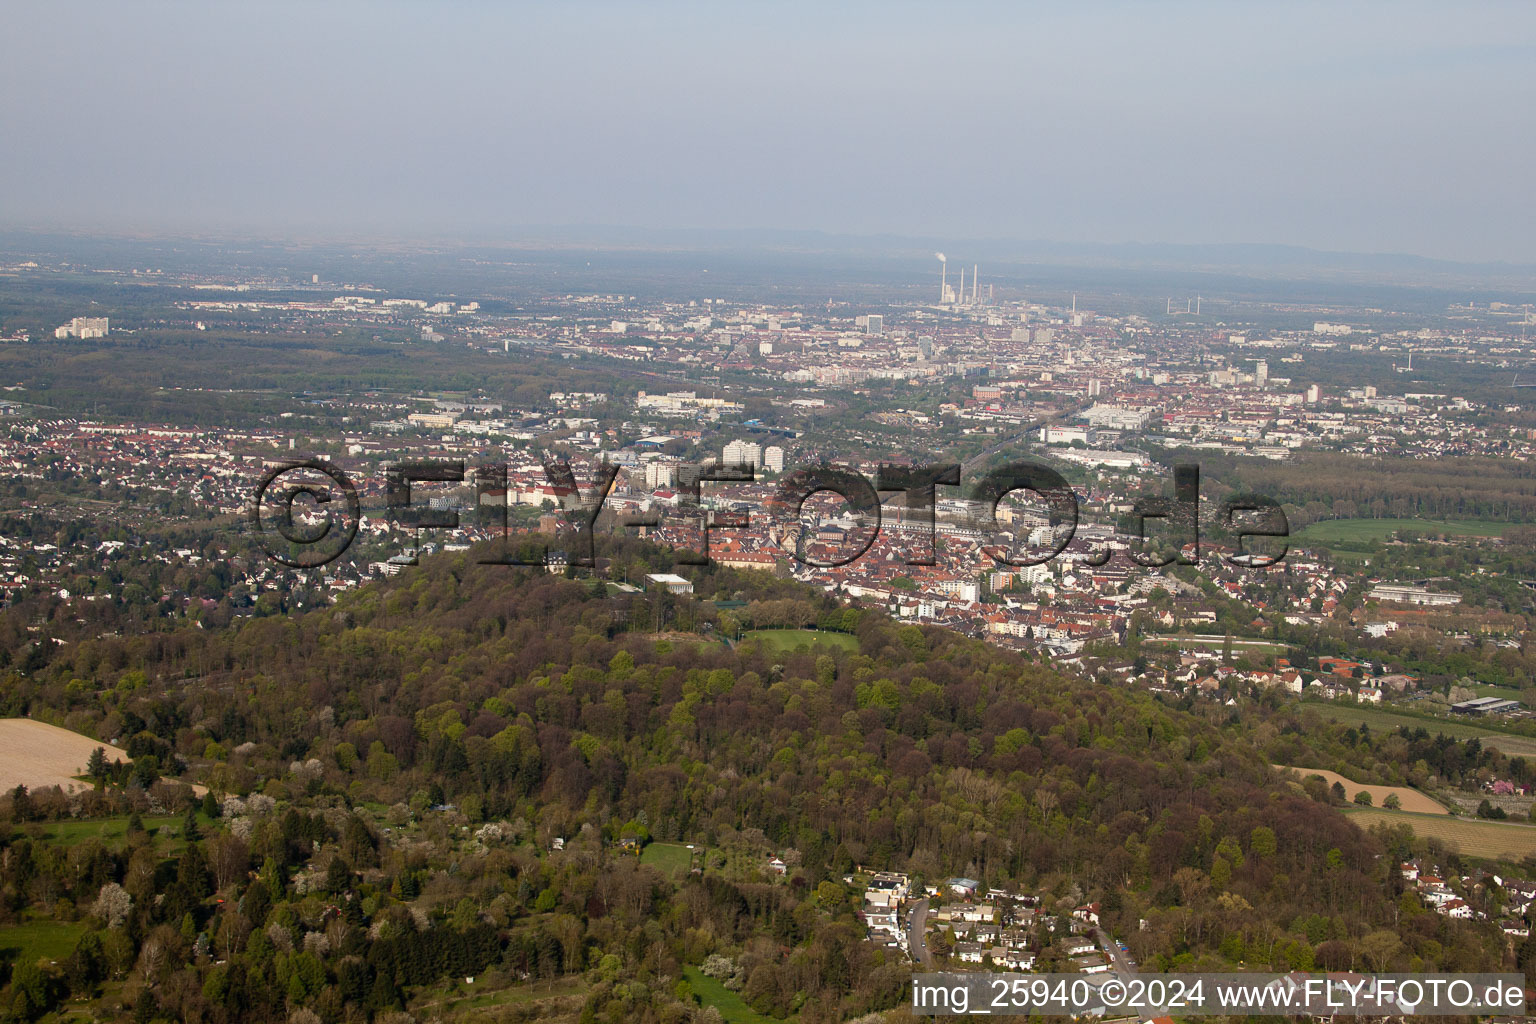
[326,856,353,894]
[9,784,32,822]
[366,970,402,1012]
[86,746,108,784]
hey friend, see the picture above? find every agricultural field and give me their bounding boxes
[1301,703,1536,758]
[1343,807,1536,861]
[1440,790,1535,819]
[682,967,789,1024]
[1275,766,1447,814]
[740,629,858,655]
[0,719,127,794]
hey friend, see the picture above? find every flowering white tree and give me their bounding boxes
[92,882,132,928]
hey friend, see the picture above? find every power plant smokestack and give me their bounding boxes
[972,264,978,303]
[936,253,947,302]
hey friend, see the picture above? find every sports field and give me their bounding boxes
[740,629,858,655]
[1293,518,1512,545]
[1343,807,1536,861]
[1144,634,1289,654]
[0,719,127,793]
[640,841,699,880]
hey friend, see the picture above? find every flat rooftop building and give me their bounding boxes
[1451,696,1521,716]
[644,573,693,594]
[1369,583,1461,607]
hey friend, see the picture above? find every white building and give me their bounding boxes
[1369,583,1460,607]
[722,439,763,469]
[644,461,678,489]
[636,391,745,415]
[55,316,109,339]
[1083,404,1148,430]
[1040,425,1091,445]
[763,445,785,473]
[407,412,457,429]
[644,573,694,594]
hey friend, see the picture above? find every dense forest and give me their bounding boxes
[0,329,644,429]
[0,536,1514,1022]
[1198,451,1536,525]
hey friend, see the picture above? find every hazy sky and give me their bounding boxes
[3,1,1534,262]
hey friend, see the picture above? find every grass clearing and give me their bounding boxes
[1468,682,1525,699]
[640,841,698,881]
[1343,807,1536,861]
[1294,518,1513,546]
[0,919,88,966]
[1301,703,1536,757]
[27,814,181,847]
[700,845,784,882]
[683,967,791,1024]
[411,975,587,1019]
[740,630,857,655]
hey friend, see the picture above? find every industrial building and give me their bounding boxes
[1450,696,1522,716]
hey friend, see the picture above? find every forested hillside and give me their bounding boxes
[0,537,1509,1022]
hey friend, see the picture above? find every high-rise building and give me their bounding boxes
[55,316,109,339]
[1255,360,1268,385]
[864,314,883,336]
[763,445,785,473]
[722,440,762,469]
[644,461,677,489]
[1305,384,1321,404]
